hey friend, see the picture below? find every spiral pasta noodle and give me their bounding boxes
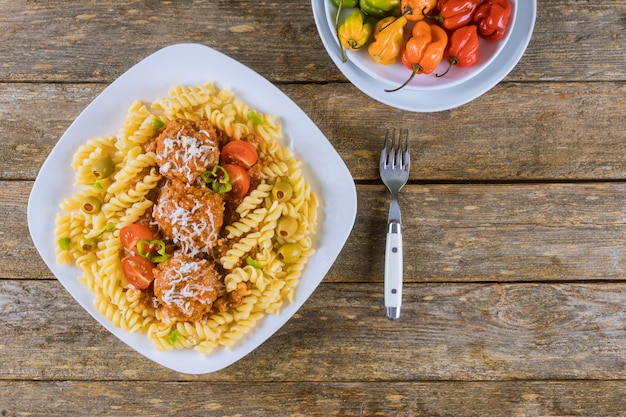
[54,82,319,354]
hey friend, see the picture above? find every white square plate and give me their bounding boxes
[27,43,357,374]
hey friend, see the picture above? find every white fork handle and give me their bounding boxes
[384,221,403,319]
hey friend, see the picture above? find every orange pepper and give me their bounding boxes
[401,0,437,21]
[367,15,408,66]
[386,21,448,92]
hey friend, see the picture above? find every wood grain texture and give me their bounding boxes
[1,0,626,415]
[2,82,626,181]
[3,181,624,282]
[3,280,626,382]
[0,1,625,83]
[2,380,626,417]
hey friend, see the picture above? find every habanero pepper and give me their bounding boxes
[435,0,481,31]
[360,0,401,18]
[333,0,363,62]
[367,15,408,65]
[386,20,448,92]
[332,0,359,8]
[400,0,436,21]
[338,9,374,60]
[473,0,512,41]
[436,25,479,77]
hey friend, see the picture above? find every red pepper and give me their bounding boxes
[473,0,512,41]
[435,0,481,31]
[436,25,479,77]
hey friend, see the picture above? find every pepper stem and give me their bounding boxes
[335,0,348,63]
[422,6,440,21]
[436,57,459,78]
[385,64,422,92]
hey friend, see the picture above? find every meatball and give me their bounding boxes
[153,179,224,257]
[153,251,224,323]
[154,119,221,183]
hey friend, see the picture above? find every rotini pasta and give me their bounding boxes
[54,82,319,354]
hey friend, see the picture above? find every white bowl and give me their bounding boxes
[314,0,536,111]
[326,0,517,90]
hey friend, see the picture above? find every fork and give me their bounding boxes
[379,128,410,319]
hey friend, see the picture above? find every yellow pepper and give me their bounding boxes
[367,16,408,65]
[338,9,375,62]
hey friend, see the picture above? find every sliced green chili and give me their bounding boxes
[137,239,169,263]
[96,222,116,238]
[245,256,262,269]
[247,110,264,125]
[167,328,181,345]
[201,165,232,194]
[87,181,103,190]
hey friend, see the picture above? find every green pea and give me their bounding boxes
[272,181,293,203]
[58,237,71,251]
[276,216,299,238]
[81,196,102,215]
[277,243,302,263]
[92,157,115,179]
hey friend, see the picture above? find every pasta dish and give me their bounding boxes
[54,83,319,353]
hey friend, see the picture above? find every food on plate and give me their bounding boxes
[385,20,448,91]
[359,0,401,18]
[434,0,481,30]
[367,15,408,65]
[331,0,359,7]
[436,24,480,77]
[473,0,512,41]
[337,9,374,62]
[400,0,437,21]
[332,0,512,84]
[54,83,319,354]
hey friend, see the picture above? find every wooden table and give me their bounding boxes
[2,1,625,415]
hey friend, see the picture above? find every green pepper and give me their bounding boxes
[201,165,232,194]
[167,328,181,345]
[247,110,264,125]
[331,0,359,7]
[359,0,401,18]
[337,9,374,62]
[137,239,169,263]
[245,256,263,269]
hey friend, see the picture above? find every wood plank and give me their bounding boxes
[2,82,626,182]
[4,181,625,282]
[0,1,625,83]
[2,380,626,416]
[2,279,626,382]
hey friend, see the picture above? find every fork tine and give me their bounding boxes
[387,128,396,167]
[380,128,390,167]
[382,128,411,170]
[395,134,403,167]
[402,129,410,169]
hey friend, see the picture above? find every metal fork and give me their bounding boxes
[379,128,410,319]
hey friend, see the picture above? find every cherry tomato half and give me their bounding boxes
[120,224,155,254]
[223,163,250,200]
[221,140,258,170]
[121,255,155,290]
